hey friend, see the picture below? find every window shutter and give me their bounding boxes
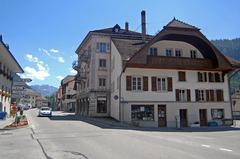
[206,90,210,101]
[195,89,199,101]
[204,72,207,82]
[210,90,214,101]
[126,76,132,91]
[197,72,201,82]
[96,42,100,51]
[167,77,172,91]
[151,77,157,91]
[178,71,186,81]
[187,89,191,101]
[176,89,180,101]
[143,76,148,91]
[221,73,225,82]
[216,89,224,101]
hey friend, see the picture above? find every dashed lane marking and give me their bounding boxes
[201,144,210,148]
[219,148,233,152]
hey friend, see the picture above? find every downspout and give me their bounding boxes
[119,70,123,121]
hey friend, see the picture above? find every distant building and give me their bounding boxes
[232,91,240,119]
[56,86,63,110]
[0,35,24,114]
[61,75,77,112]
[19,88,40,108]
[36,96,48,108]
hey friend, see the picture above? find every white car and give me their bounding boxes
[38,107,52,117]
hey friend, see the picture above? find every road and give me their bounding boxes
[1,109,240,159]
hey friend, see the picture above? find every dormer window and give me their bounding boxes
[175,49,182,57]
[190,50,197,58]
[166,49,173,56]
[149,47,157,56]
[112,24,121,33]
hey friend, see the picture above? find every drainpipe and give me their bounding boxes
[119,70,123,121]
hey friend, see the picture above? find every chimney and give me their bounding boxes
[141,10,146,42]
[125,22,129,31]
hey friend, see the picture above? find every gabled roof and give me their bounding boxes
[112,38,144,61]
[164,18,200,30]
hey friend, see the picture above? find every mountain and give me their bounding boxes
[211,38,240,60]
[31,84,57,97]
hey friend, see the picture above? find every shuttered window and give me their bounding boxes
[178,71,186,81]
[167,77,173,91]
[143,76,148,91]
[126,76,132,91]
[216,89,224,101]
[151,77,157,91]
[175,89,190,102]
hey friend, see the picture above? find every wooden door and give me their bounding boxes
[158,105,167,127]
[180,109,188,127]
[199,109,207,126]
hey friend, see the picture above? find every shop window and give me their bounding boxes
[97,97,107,113]
[131,105,154,121]
[211,109,224,119]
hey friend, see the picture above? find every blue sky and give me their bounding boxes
[1,0,240,87]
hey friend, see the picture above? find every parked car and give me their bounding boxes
[38,107,52,117]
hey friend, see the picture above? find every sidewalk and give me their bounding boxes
[0,117,15,129]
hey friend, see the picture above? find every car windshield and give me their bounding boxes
[41,108,50,111]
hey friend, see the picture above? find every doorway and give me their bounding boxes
[180,109,188,127]
[199,109,208,126]
[158,105,167,127]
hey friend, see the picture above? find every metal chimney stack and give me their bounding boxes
[141,10,146,42]
[125,22,129,32]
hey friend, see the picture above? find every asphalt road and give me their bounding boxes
[1,109,240,159]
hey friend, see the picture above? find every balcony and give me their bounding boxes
[147,56,214,70]
[72,60,80,70]
[75,71,87,82]
[80,51,91,62]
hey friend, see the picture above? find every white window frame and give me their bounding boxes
[99,78,106,87]
[190,50,197,58]
[132,76,142,91]
[179,89,188,102]
[175,48,182,57]
[198,89,206,101]
[156,77,167,92]
[149,47,158,56]
[166,48,173,57]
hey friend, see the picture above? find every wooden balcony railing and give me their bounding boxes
[147,56,214,69]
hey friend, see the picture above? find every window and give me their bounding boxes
[132,77,142,91]
[149,47,158,56]
[196,90,205,101]
[179,90,187,101]
[131,105,154,121]
[97,97,107,113]
[166,49,173,56]
[178,71,186,81]
[208,72,214,82]
[198,72,207,82]
[215,73,221,82]
[157,77,167,91]
[97,42,107,53]
[175,49,182,57]
[190,50,197,58]
[99,59,106,67]
[99,78,106,87]
[211,109,224,119]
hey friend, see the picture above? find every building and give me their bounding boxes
[232,91,240,119]
[74,17,152,117]
[74,11,237,127]
[56,86,63,110]
[61,75,77,112]
[0,35,24,115]
[36,96,48,108]
[19,88,40,108]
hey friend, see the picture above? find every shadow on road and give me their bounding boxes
[47,113,240,133]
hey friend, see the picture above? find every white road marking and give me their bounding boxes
[201,144,210,148]
[219,148,233,152]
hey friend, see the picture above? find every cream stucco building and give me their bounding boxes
[74,11,237,127]
[0,35,24,115]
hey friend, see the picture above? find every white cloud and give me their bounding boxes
[56,75,64,81]
[24,54,50,81]
[50,49,59,53]
[24,65,50,81]
[26,54,39,63]
[58,57,65,63]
